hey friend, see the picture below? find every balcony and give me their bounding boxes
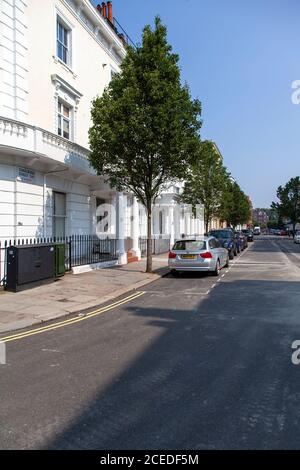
[0,117,94,175]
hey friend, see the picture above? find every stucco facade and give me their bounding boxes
[0,0,204,271]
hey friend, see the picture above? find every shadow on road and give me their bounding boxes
[43,275,300,450]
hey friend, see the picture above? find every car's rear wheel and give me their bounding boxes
[225,256,229,268]
[213,260,221,276]
[229,249,234,260]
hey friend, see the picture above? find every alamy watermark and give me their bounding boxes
[0,341,6,365]
[95,201,204,239]
[291,340,300,365]
[291,81,300,104]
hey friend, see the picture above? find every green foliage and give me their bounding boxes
[89,17,201,272]
[182,141,229,233]
[89,16,201,208]
[219,180,251,228]
[272,177,300,230]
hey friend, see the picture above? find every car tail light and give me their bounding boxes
[168,251,177,259]
[200,252,213,259]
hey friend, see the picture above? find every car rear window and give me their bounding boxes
[172,241,207,251]
[209,230,232,239]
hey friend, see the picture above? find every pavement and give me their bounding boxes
[2,236,300,449]
[0,254,169,334]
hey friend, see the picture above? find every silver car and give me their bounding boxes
[168,237,229,276]
[294,231,300,244]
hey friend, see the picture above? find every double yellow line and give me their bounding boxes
[0,291,145,344]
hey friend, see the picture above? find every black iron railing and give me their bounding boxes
[0,236,118,286]
[139,237,171,257]
[70,235,118,267]
[111,17,136,49]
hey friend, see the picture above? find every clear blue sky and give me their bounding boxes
[92,0,300,207]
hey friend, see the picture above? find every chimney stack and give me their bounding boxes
[107,1,113,23]
[101,2,107,18]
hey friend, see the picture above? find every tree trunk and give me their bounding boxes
[205,220,209,235]
[204,209,210,235]
[146,204,153,273]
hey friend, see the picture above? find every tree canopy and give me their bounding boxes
[272,177,300,231]
[182,140,229,233]
[89,17,202,272]
[219,180,252,228]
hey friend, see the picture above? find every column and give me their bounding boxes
[169,205,175,246]
[116,192,127,265]
[131,196,141,260]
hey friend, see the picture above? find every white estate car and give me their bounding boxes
[168,237,229,276]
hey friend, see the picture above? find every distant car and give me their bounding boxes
[242,229,254,242]
[294,231,300,244]
[168,237,229,276]
[253,226,261,235]
[208,228,237,260]
[279,230,287,236]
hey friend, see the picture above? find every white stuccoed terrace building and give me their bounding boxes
[0,0,204,276]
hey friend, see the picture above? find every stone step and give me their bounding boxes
[127,251,139,264]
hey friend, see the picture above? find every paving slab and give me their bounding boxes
[0,255,169,334]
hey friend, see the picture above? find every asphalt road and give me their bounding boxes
[2,236,300,450]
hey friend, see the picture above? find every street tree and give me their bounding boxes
[272,177,300,232]
[218,177,252,228]
[182,140,229,234]
[89,17,201,272]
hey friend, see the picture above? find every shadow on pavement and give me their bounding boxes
[43,275,300,450]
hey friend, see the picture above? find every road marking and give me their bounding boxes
[0,291,146,344]
[141,290,210,296]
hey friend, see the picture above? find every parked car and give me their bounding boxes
[168,237,229,276]
[233,231,243,252]
[294,231,300,244]
[242,229,254,242]
[235,231,248,250]
[208,229,237,259]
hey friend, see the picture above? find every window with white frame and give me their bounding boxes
[57,17,71,66]
[57,100,72,140]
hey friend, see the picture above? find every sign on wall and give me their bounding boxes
[18,167,35,182]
